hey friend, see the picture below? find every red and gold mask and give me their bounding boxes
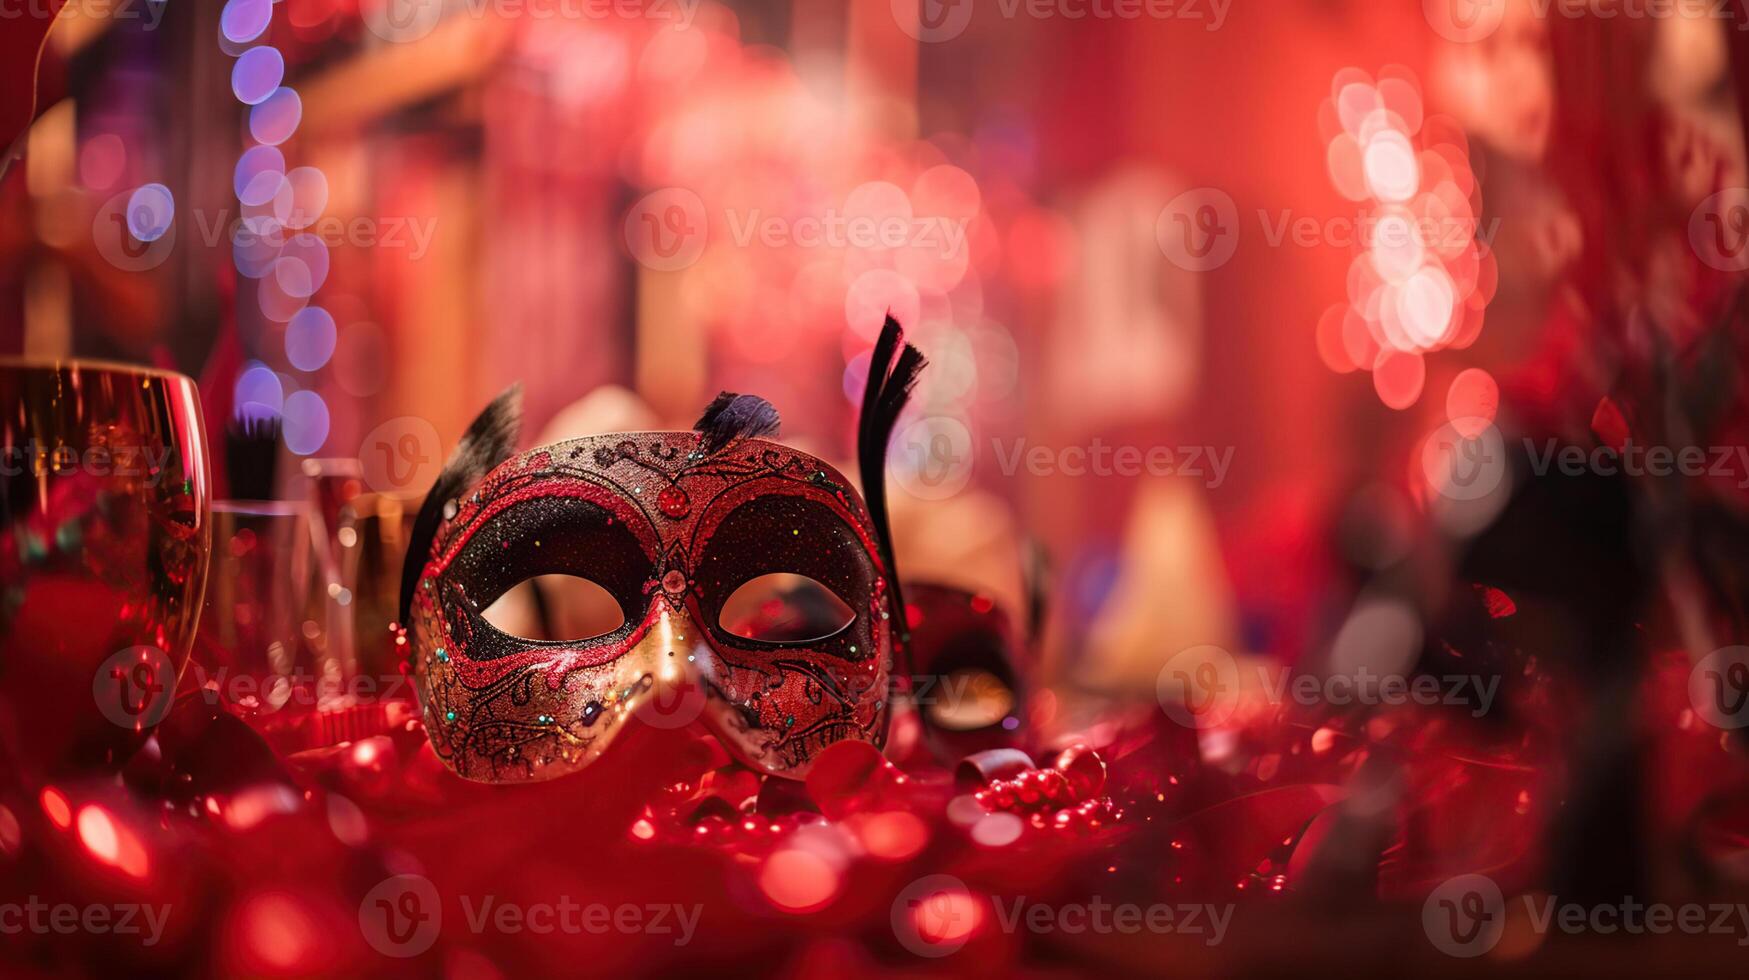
[400,319,924,782]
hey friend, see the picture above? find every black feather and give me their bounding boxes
[857,314,927,655]
[398,385,522,624]
[693,392,781,453]
[876,345,926,424]
[858,318,904,457]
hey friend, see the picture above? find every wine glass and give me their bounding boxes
[0,358,211,787]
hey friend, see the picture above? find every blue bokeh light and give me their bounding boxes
[282,390,331,456]
[286,306,338,372]
[231,46,285,105]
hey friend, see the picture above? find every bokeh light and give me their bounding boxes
[282,390,330,455]
[1446,367,1500,436]
[1317,67,1488,413]
[249,88,303,146]
[231,46,285,105]
[845,269,920,342]
[283,167,328,229]
[233,216,285,278]
[759,848,842,912]
[126,184,175,243]
[220,0,273,44]
[285,306,337,372]
[1362,130,1419,202]
[39,787,71,829]
[1372,349,1425,410]
[234,145,287,205]
[280,233,330,294]
[77,805,148,878]
[234,362,285,417]
[79,134,127,190]
[258,257,312,321]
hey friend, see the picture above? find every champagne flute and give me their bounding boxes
[0,358,211,787]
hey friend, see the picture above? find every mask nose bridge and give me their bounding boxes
[628,595,714,688]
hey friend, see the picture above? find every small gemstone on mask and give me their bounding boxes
[658,485,690,518]
[662,569,687,593]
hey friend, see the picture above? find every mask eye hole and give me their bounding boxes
[480,574,625,642]
[719,573,856,643]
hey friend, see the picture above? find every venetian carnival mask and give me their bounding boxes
[399,318,924,782]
